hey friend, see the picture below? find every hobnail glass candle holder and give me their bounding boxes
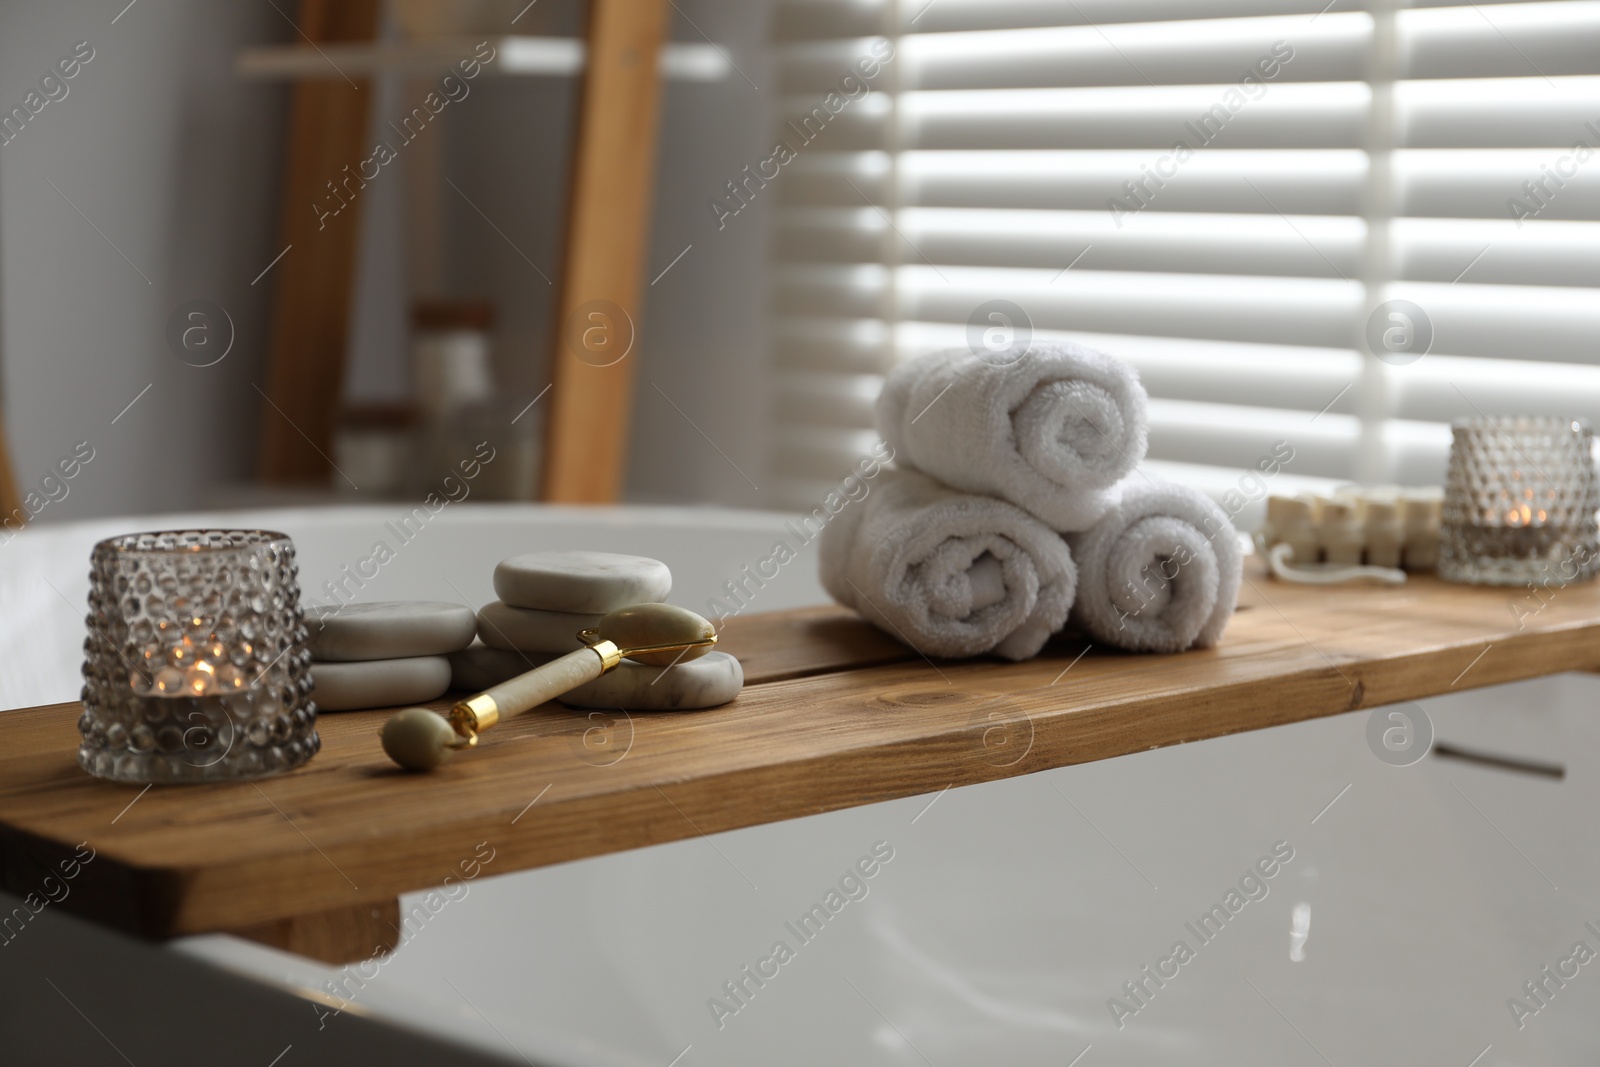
[1438,416,1600,587]
[78,530,319,783]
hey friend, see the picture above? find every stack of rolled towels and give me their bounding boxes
[820,341,1242,660]
[308,551,743,712]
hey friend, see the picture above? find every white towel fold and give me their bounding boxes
[819,466,1077,661]
[877,341,1149,532]
[1066,477,1242,653]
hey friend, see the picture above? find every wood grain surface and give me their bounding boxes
[3,567,1597,963]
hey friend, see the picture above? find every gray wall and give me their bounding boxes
[0,0,289,522]
[1,0,773,523]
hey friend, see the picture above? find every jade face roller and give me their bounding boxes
[380,603,717,771]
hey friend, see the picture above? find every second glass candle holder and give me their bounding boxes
[1438,416,1600,587]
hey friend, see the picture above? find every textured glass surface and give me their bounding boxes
[1439,417,1600,587]
[79,530,318,783]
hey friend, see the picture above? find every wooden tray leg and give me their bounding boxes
[228,898,400,966]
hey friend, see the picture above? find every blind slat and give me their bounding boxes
[776,149,1597,220]
[773,77,1600,152]
[774,210,1600,288]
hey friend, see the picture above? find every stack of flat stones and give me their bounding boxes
[306,602,477,711]
[471,550,743,710]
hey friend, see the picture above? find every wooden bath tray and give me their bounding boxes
[3,567,1598,964]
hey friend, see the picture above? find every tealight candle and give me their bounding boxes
[78,529,319,783]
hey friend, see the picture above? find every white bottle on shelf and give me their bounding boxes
[411,300,494,421]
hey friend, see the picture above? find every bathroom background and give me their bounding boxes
[3,0,1598,530]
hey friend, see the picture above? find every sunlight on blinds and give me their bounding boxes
[768,0,1600,515]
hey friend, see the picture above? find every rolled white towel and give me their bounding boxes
[1066,478,1242,653]
[877,341,1148,532]
[819,466,1077,661]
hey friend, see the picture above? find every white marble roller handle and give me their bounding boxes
[379,642,623,771]
[483,646,609,717]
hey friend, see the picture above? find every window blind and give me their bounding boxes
[767,0,1600,519]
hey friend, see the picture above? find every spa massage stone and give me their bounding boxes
[492,550,672,614]
[476,602,604,654]
[302,600,476,710]
[305,601,477,661]
[310,656,452,711]
[479,551,673,653]
[557,650,744,711]
[447,644,550,692]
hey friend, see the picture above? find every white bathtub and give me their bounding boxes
[3,504,1598,1066]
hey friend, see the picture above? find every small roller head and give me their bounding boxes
[381,707,460,771]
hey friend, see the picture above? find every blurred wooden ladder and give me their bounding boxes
[254,0,669,504]
[0,416,19,521]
